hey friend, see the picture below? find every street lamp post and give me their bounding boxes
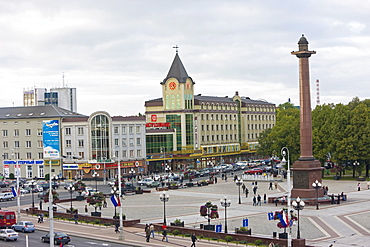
[103,157,107,185]
[353,161,360,177]
[292,197,305,239]
[93,172,99,191]
[51,174,59,190]
[67,184,75,213]
[312,180,322,210]
[129,168,135,185]
[281,147,291,247]
[30,181,37,209]
[159,191,169,225]
[220,196,231,233]
[235,178,242,204]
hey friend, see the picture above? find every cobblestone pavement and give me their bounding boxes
[9,177,370,246]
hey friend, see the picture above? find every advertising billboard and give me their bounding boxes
[42,120,60,159]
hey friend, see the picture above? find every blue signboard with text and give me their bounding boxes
[42,120,60,159]
[215,224,222,233]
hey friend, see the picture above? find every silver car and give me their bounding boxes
[0,229,19,241]
[12,221,36,233]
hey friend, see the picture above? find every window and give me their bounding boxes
[78,127,84,135]
[38,140,43,148]
[26,152,32,159]
[122,138,127,146]
[114,151,119,158]
[122,150,127,158]
[136,138,141,145]
[129,138,134,146]
[66,152,72,156]
[38,165,44,178]
[27,165,32,178]
[14,153,20,159]
[3,153,8,159]
[2,141,8,149]
[66,140,71,148]
[2,130,8,137]
[37,129,42,136]
[14,141,19,148]
[129,126,133,134]
[115,139,119,146]
[136,126,141,133]
[137,150,141,157]
[65,128,71,135]
[14,129,19,136]
[114,127,119,134]
[25,129,31,136]
[26,141,31,148]
[78,140,84,148]
[122,126,126,134]
[129,150,134,157]
[38,152,43,159]
[78,152,84,159]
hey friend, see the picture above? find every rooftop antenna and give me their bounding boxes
[63,72,65,87]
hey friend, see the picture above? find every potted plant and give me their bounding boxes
[135,187,144,194]
[236,226,251,235]
[73,180,87,201]
[169,183,179,189]
[43,189,59,203]
[200,201,219,230]
[87,192,104,217]
[170,218,184,227]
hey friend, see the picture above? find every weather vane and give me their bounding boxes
[173,45,179,53]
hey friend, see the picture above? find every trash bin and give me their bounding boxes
[200,224,204,229]
[279,233,288,239]
[273,232,277,238]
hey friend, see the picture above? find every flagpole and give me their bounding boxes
[16,163,20,221]
[118,158,124,240]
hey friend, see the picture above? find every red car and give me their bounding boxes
[244,168,263,174]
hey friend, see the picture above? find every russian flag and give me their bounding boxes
[11,187,18,197]
[277,211,289,228]
[110,195,121,207]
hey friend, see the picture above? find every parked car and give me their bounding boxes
[0,182,7,188]
[20,187,31,194]
[81,187,98,197]
[63,182,74,190]
[0,229,19,241]
[138,178,155,186]
[38,191,48,200]
[244,168,263,174]
[147,181,160,187]
[0,192,14,201]
[41,232,71,245]
[12,221,36,233]
[107,180,116,187]
[122,183,136,193]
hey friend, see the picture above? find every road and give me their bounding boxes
[0,230,133,247]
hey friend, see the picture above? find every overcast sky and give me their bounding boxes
[1,1,369,116]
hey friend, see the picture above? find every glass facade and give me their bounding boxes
[90,114,110,159]
[146,134,174,154]
[166,115,181,151]
[185,114,194,146]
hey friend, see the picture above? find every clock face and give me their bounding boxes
[169,81,176,90]
[186,81,191,90]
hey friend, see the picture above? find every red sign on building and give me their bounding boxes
[151,115,157,122]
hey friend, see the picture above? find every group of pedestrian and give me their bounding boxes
[144,224,167,242]
[37,213,44,223]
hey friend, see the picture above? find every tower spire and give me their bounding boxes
[173,45,179,53]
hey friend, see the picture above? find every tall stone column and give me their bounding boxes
[291,35,323,199]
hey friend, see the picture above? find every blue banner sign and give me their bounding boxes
[243,218,249,227]
[215,224,222,233]
[4,160,44,165]
[43,120,60,158]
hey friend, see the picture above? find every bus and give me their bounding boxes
[0,210,16,228]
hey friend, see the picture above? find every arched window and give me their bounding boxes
[90,114,110,160]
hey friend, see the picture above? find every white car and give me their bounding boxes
[138,178,155,186]
[107,181,116,186]
[0,192,14,201]
[0,229,19,241]
[81,187,98,197]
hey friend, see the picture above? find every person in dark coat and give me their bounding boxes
[190,233,197,247]
[257,195,261,206]
[74,213,78,224]
[145,224,150,242]
[253,196,257,206]
[245,188,249,197]
[115,221,120,233]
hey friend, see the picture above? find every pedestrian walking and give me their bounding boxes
[367,181,370,189]
[252,196,257,206]
[257,195,261,206]
[145,224,150,242]
[253,186,257,195]
[39,200,42,210]
[150,223,155,238]
[161,227,168,242]
[242,183,246,193]
[115,221,120,233]
[190,233,197,247]
[337,194,340,204]
[281,196,286,205]
[357,183,361,191]
[103,200,107,208]
[274,198,278,206]
[263,194,267,203]
[74,212,78,224]
[274,181,278,189]
[268,241,275,247]
[269,181,273,190]
[331,194,335,204]
[85,205,88,213]
[215,177,218,184]
[37,214,42,223]
[245,188,249,197]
